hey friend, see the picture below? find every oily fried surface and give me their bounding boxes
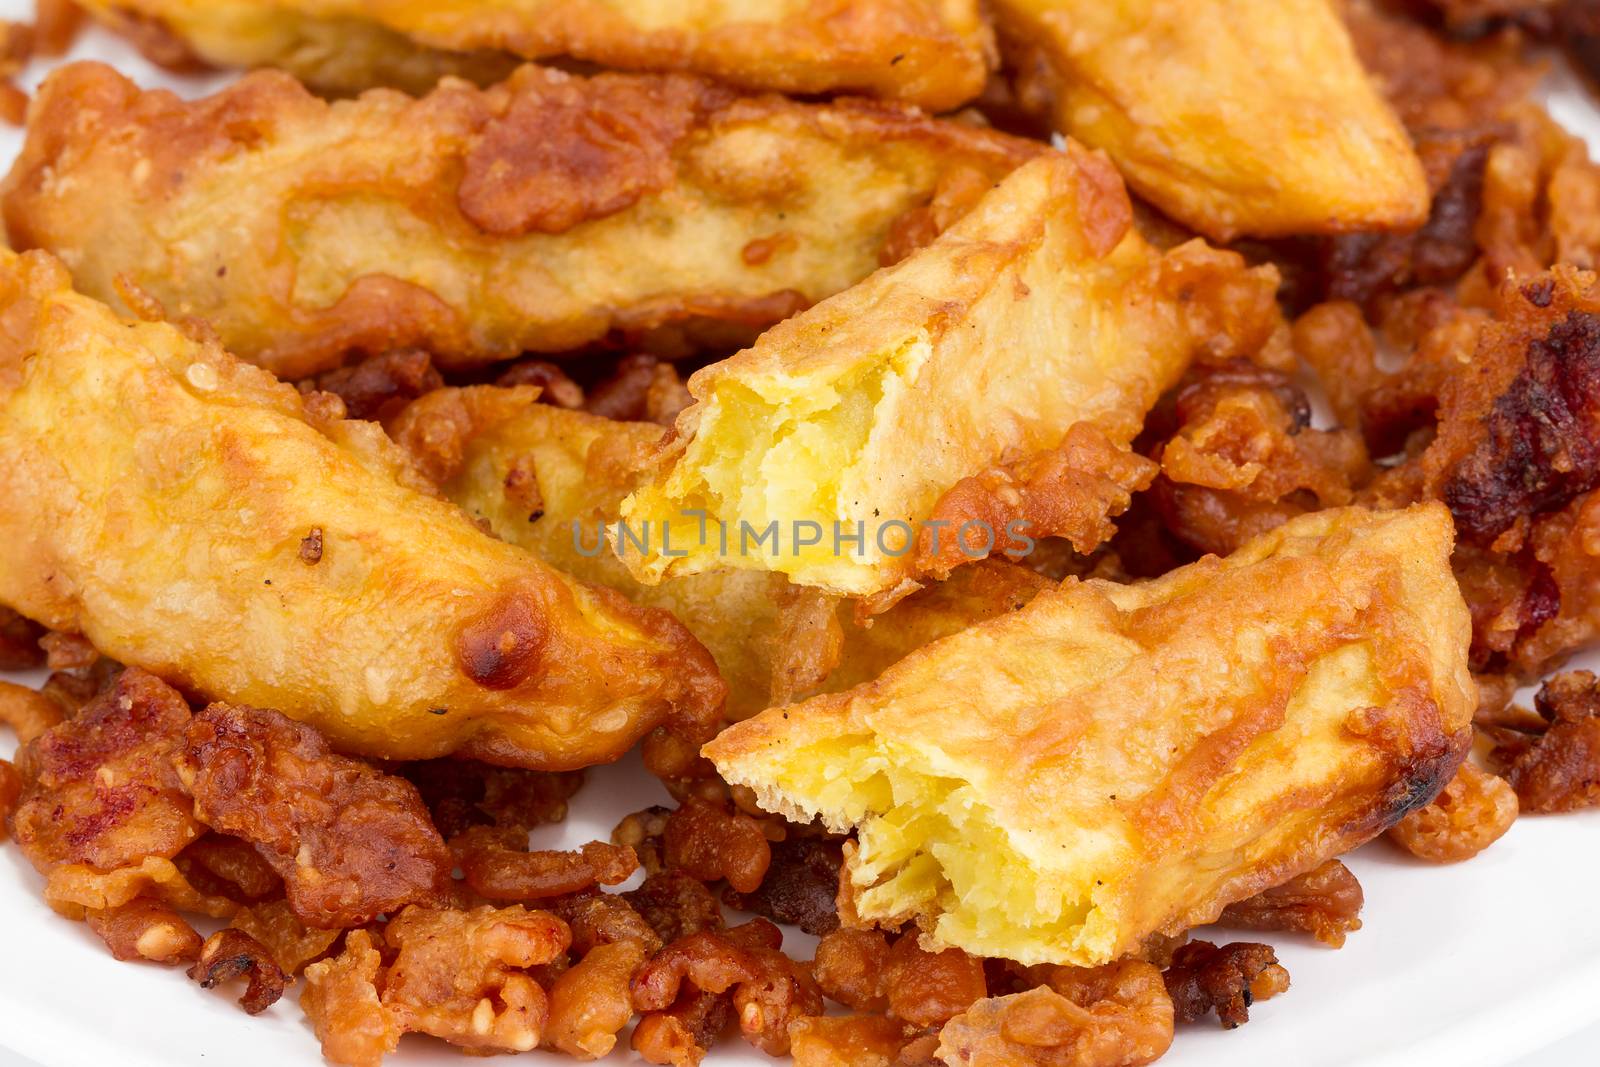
[710,506,1474,966]
[10,668,201,877]
[1162,941,1290,1030]
[1387,760,1519,860]
[3,61,1040,377]
[181,702,453,928]
[80,0,995,109]
[86,897,203,965]
[189,928,288,1015]
[1216,860,1365,948]
[623,152,1284,599]
[990,0,1427,241]
[1485,669,1600,811]
[0,248,723,769]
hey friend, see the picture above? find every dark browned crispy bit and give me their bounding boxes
[546,887,662,955]
[304,348,445,422]
[626,869,725,945]
[662,797,772,894]
[174,833,283,905]
[0,758,19,839]
[230,899,342,974]
[1218,859,1365,947]
[403,758,584,839]
[1487,669,1600,811]
[452,824,638,901]
[613,804,673,875]
[632,919,822,1056]
[86,898,204,964]
[585,353,692,426]
[495,358,586,406]
[10,668,201,875]
[1163,940,1289,1029]
[722,836,843,936]
[631,988,735,1066]
[181,702,452,927]
[189,928,288,1015]
[0,605,43,669]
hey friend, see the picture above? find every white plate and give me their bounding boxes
[2,10,1599,1067]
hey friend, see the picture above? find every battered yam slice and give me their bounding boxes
[76,0,995,109]
[0,249,723,770]
[989,0,1428,241]
[622,150,1279,600]
[394,389,1058,716]
[707,505,1474,966]
[1,61,1042,378]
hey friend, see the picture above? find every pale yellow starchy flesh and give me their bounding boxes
[415,391,1055,718]
[77,0,994,108]
[0,61,1039,379]
[0,249,724,770]
[707,505,1475,966]
[620,150,1258,599]
[990,0,1429,241]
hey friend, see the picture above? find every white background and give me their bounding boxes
[0,5,1596,1066]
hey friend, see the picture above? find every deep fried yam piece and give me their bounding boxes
[632,919,823,1057]
[989,0,1426,241]
[938,959,1174,1067]
[3,61,1040,376]
[10,669,202,878]
[302,930,401,1067]
[181,702,453,928]
[914,422,1157,581]
[708,506,1475,965]
[86,897,204,964]
[1217,860,1365,948]
[189,928,288,1015]
[624,152,1282,599]
[453,826,638,902]
[0,605,43,669]
[232,899,342,974]
[78,0,994,109]
[0,248,724,769]
[722,836,843,937]
[546,939,651,1060]
[383,904,572,1053]
[1389,760,1520,861]
[1163,940,1288,1029]
[1488,670,1600,812]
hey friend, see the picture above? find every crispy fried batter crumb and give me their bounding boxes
[1162,941,1289,1029]
[86,898,203,964]
[189,928,288,1015]
[1389,761,1520,860]
[1217,860,1365,947]
[1487,670,1600,811]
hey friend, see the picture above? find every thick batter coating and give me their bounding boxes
[2,61,1040,378]
[392,388,1056,717]
[707,505,1474,966]
[0,249,723,770]
[620,151,1281,600]
[77,0,994,109]
[990,0,1429,241]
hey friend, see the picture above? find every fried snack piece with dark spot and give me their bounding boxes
[723,836,842,936]
[1155,363,1372,557]
[547,888,661,957]
[546,939,652,1059]
[1217,859,1365,947]
[626,870,725,947]
[86,898,203,964]
[174,833,283,906]
[302,930,401,1067]
[631,989,734,1067]
[1487,670,1600,811]
[403,759,584,839]
[189,928,288,1015]
[382,904,572,1053]
[304,348,443,422]
[181,702,453,928]
[452,824,638,901]
[915,423,1158,581]
[0,681,62,745]
[1162,940,1288,1029]
[11,668,202,881]
[938,959,1174,1067]
[0,605,43,669]
[633,918,822,1057]
[231,899,342,974]
[614,806,673,876]
[4,62,1037,376]
[662,797,771,895]
[1389,760,1519,860]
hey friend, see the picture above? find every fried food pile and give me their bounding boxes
[3,2,1600,1066]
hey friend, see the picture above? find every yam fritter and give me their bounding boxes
[621,151,1283,600]
[77,0,995,109]
[0,248,723,770]
[1,60,1042,378]
[988,0,1429,241]
[707,505,1474,966]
